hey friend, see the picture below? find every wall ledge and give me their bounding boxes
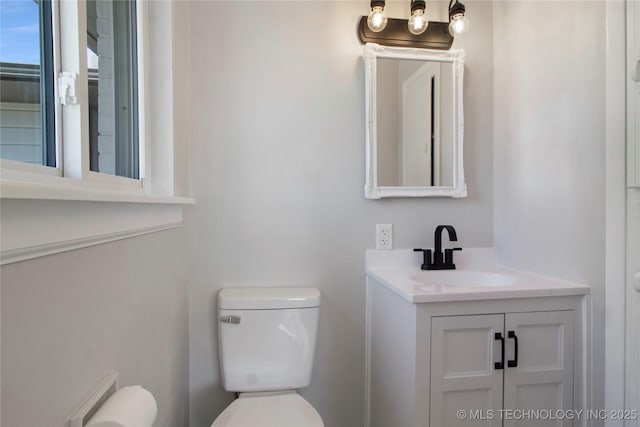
[1,197,188,265]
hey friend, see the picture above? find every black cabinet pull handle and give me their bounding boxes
[507,331,519,368]
[494,332,505,370]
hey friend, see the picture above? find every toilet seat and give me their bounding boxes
[211,390,324,427]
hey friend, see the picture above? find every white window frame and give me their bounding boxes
[0,0,194,265]
[2,0,145,191]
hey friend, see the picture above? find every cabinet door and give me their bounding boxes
[503,311,574,427]
[431,315,504,427]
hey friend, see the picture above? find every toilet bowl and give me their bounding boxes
[211,391,323,427]
[212,287,324,427]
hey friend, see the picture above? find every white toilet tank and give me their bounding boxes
[218,287,321,392]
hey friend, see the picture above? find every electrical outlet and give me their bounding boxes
[376,224,393,250]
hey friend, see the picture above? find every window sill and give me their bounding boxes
[0,179,195,205]
[0,179,195,265]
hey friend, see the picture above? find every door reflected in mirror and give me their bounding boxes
[376,59,454,187]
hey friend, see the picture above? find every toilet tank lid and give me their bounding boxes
[218,287,321,310]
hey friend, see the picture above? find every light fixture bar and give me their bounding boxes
[357,16,453,50]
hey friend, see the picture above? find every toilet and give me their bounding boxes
[212,287,324,427]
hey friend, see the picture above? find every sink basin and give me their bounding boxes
[410,270,517,288]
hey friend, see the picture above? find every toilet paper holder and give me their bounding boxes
[67,371,119,427]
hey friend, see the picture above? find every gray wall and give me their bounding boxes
[187,1,494,426]
[0,228,189,427]
[492,0,606,415]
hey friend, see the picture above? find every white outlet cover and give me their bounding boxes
[376,224,393,250]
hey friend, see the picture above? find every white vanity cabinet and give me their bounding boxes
[430,311,574,427]
[365,274,589,427]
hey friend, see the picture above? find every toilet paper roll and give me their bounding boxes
[86,385,157,427]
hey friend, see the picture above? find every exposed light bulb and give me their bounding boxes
[408,8,428,35]
[448,1,469,36]
[367,5,388,33]
[448,12,469,36]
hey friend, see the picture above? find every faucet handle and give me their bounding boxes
[413,248,433,270]
[444,247,463,266]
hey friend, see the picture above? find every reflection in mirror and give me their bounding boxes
[376,59,454,187]
[363,43,466,199]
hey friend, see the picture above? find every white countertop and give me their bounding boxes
[365,248,591,303]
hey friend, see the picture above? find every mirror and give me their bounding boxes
[363,43,466,198]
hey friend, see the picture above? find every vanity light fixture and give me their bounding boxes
[359,0,469,50]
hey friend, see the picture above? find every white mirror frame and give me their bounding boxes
[363,43,467,199]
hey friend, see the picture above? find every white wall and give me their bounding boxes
[493,0,606,415]
[0,227,189,427]
[187,1,494,426]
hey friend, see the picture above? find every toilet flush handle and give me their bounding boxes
[220,315,241,324]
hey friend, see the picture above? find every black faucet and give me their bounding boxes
[414,225,462,270]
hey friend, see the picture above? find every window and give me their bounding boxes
[86,0,138,178]
[0,0,141,183]
[0,0,55,166]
